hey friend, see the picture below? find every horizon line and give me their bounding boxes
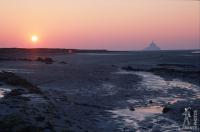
[0,47,199,52]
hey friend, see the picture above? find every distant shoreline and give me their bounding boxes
[0,48,199,54]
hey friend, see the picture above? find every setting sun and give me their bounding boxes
[31,35,38,43]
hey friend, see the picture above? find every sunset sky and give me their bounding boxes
[0,0,199,50]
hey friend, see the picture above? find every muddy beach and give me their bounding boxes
[0,50,200,132]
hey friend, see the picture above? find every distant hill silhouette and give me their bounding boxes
[144,41,161,51]
[0,48,108,54]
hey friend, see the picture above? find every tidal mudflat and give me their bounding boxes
[0,50,200,132]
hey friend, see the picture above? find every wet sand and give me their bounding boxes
[0,50,200,131]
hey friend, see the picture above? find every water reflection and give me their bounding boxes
[134,71,200,96]
[0,88,11,98]
[135,105,163,114]
[108,105,163,129]
[0,68,34,74]
[110,70,200,131]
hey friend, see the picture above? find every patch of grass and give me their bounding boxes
[0,71,41,94]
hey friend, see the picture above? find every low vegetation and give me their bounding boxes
[0,57,54,64]
[0,71,41,94]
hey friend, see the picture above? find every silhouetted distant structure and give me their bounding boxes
[144,41,161,51]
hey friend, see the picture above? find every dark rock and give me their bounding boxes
[162,106,171,113]
[129,106,135,111]
[149,100,153,104]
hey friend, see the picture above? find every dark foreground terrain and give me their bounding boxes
[0,50,200,132]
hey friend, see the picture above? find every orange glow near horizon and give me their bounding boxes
[0,0,199,50]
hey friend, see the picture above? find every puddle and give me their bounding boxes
[135,72,169,92]
[135,105,163,114]
[127,99,139,104]
[168,79,199,92]
[111,70,200,130]
[21,94,46,102]
[0,88,11,98]
[0,68,34,74]
[161,97,185,104]
[108,104,163,129]
[116,70,200,97]
[145,97,186,105]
